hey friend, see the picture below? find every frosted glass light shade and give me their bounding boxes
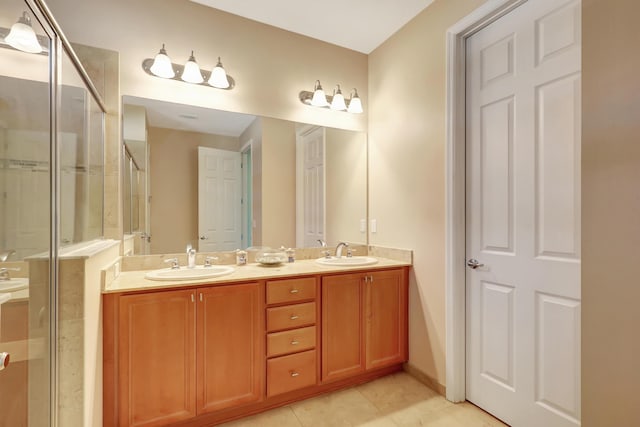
[347,89,363,114]
[181,51,203,84]
[311,80,328,107]
[208,57,229,89]
[5,12,42,54]
[149,44,175,79]
[330,86,347,111]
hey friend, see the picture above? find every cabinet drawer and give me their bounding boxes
[267,326,316,357]
[266,277,316,305]
[267,302,316,332]
[267,350,317,397]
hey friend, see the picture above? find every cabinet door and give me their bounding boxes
[197,282,264,414]
[118,289,196,427]
[365,269,408,370]
[321,273,364,382]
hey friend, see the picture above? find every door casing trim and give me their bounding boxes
[444,0,528,402]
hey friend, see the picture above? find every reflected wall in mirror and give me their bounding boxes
[122,96,367,254]
[0,53,104,260]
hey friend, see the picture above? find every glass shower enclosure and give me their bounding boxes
[0,0,106,425]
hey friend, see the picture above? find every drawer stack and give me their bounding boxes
[265,277,318,397]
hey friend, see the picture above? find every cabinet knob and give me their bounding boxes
[0,352,9,371]
[290,315,300,320]
[289,289,299,294]
[290,340,299,345]
[290,371,300,377]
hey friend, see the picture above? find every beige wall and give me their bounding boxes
[582,0,640,425]
[368,0,488,386]
[261,118,296,248]
[325,128,367,245]
[148,127,240,253]
[240,118,263,246]
[46,0,367,133]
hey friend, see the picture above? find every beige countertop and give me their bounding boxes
[104,257,411,294]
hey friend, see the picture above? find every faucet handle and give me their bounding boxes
[346,248,356,258]
[322,250,331,259]
[204,256,218,267]
[164,258,180,269]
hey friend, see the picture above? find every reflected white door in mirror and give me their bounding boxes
[198,147,242,251]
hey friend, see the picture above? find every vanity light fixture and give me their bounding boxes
[0,11,46,54]
[299,80,363,114]
[181,51,204,84]
[142,45,235,89]
[347,88,363,114]
[330,85,347,111]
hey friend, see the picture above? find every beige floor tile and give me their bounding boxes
[218,405,302,427]
[219,373,507,427]
[290,387,383,427]
[357,372,453,416]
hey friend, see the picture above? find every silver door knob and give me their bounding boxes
[199,236,207,240]
[467,259,484,269]
[0,352,10,371]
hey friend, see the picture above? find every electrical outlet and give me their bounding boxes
[360,219,366,233]
[371,219,377,233]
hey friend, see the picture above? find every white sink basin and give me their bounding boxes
[145,265,235,281]
[0,278,29,292]
[315,256,378,266]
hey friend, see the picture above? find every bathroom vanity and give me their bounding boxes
[102,258,409,426]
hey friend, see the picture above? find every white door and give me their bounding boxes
[296,126,325,247]
[466,1,581,426]
[198,147,242,251]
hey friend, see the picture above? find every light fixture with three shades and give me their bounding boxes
[142,44,234,90]
[299,80,363,114]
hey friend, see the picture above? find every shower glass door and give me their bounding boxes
[0,1,52,426]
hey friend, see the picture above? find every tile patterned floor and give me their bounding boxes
[220,372,508,426]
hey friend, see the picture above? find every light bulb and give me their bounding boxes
[5,12,42,54]
[181,51,204,84]
[149,44,175,79]
[208,57,229,89]
[330,85,347,111]
[311,80,328,107]
[347,88,363,114]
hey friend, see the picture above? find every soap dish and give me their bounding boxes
[255,249,287,266]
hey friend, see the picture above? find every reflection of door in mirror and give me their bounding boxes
[241,143,253,249]
[296,126,325,247]
[198,147,242,251]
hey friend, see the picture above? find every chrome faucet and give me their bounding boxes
[187,244,197,269]
[0,267,20,281]
[0,250,15,262]
[317,239,327,248]
[335,242,349,258]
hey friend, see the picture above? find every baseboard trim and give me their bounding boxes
[403,363,447,397]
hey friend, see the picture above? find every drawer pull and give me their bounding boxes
[290,340,299,345]
[290,371,300,377]
[289,289,299,294]
[290,315,300,320]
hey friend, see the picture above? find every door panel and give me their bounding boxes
[196,283,263,414]
[321,274,364,382]
[118,290,197,427]
[466,0,581,426]
[198,147,242,251]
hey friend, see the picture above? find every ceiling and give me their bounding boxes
[190,0,435,54]
[123,95,256,137]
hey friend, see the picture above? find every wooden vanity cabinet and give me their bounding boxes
[265,277,319,397]
[109,282,263,427]
[105,267,408,426]
[117,289,197,427]
[321,268,408,383]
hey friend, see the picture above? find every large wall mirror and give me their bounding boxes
[122,95,367,255]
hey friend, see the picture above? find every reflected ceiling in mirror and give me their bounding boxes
[121,96,367,255]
